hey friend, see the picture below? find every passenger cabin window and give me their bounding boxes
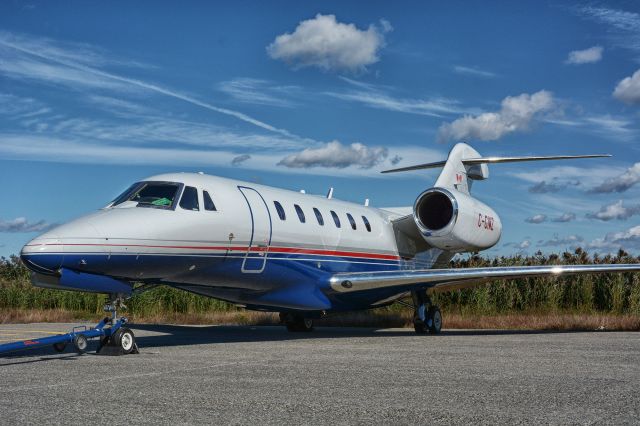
[346,213,357,230]
[330,210,341,228]
[179,186,200,211]
[114,181,181,209]
[313,208,324,226]
[274,201,286,220]
[294,204,306,223]
[203,191,216,211]
[362,216,372,232]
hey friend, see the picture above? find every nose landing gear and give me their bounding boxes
[97,295,139,355]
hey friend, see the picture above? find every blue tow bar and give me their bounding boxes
[0,316,136,356]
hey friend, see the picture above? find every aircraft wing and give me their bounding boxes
[329,264,640,294]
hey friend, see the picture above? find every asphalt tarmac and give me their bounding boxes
[0,323,638,424]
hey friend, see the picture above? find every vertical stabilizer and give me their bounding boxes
[434,143,488,194]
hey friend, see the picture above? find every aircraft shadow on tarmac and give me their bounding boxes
[0,324,599,364]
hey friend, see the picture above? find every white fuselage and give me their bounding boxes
[21,172,452,312]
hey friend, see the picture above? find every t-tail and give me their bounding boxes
[382,142,610,195]
[382,142,610,253]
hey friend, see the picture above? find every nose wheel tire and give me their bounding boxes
[111,327,137,354]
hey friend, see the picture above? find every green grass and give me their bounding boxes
[2,248,640,321]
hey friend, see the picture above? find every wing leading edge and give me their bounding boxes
[329,264,640,294]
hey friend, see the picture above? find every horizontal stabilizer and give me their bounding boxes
[381,154,610,174]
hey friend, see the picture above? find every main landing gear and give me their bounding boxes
[411,290,442,335]
[280,313,314,332]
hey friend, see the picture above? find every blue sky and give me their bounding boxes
[1,1,640,258]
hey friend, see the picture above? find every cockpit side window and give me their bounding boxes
[203,191,217,211]
[179,186,200,211]
[124,182,181,209]
[111,182,143,206]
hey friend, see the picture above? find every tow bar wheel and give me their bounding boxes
[73,334,89,354]
[53,342,67,353]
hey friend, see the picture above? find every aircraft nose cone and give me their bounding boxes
[21,233,65,274]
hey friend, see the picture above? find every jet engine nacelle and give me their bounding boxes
[413,187,502,252]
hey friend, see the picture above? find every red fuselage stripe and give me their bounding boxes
[25,243,401,261]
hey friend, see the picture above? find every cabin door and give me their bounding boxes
[238,186,272,273]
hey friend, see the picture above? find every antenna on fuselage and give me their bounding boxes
[364,198,370,207]
[326,187,334,199]
[300,189,306,194]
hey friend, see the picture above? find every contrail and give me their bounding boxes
[0,37,299,139]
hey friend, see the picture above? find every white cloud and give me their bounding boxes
[15,114,303,151]
[231,154,251,166]
[525,214,547,224]
[217,78,298,108]
[577,7,640,54]
[589,225,640,251]
[325,77,474,117]
[584,114,635,140]
[613,69,640,104]
[0,31,299,138]
[0,93,46,116]
[586,200,640,221]
[278,140,388,169]
[267,14,390,72]
[84,95,153,115]
[590,163,640,193]
[565,46,603,64]
[437,90,555,143]
[0,217,56,233]
[326,90,467,118]
[538,234,584,247]
[503,239,531,251]
[452,65,497,78]
[513,165,624,190]
[552,213,576,223]
[519,240,531,249]
[0,134,413,178]
[528,179,579,194]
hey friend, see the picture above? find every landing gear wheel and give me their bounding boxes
[281,313,314,332]
[73,334,88,354]
[112,327,136,354]
[53,342,67,353]
[413,315,428,334]
[427,306,442,334]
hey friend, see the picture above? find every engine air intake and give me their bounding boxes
[416,190,454,231]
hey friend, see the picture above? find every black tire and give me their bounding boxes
[112,327,136,354]
[73,334,88,354]
[284,314,314,332]
[97,335,109,352]
[116,327,136,355]
[413,314,428,334]
[427,306,442,334]
[53,342,67,353]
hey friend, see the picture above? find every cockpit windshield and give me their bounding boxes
[110,181,181,209]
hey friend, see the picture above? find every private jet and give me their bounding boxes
[20,143,640,350]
